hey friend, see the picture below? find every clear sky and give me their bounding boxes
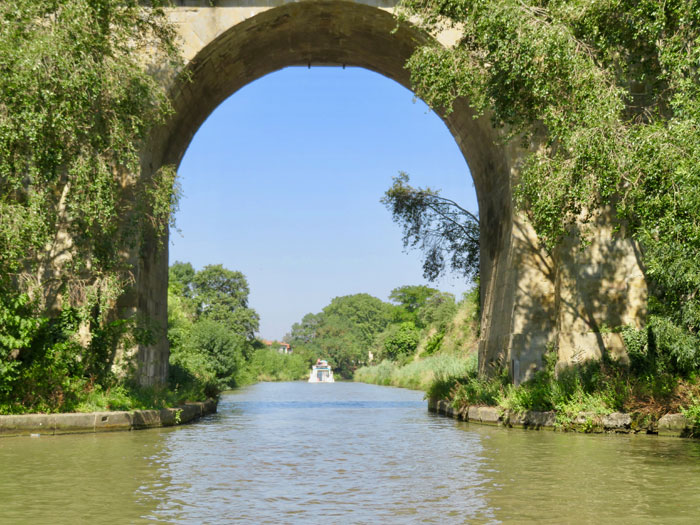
[170,66,478,340]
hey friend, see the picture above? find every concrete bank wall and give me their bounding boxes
[429,398,695,438]
[0,399,217,438]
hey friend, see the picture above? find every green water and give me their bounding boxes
[2,382,699,523]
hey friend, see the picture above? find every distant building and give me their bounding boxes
[262,339,292,354]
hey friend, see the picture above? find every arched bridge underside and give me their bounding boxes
[133,0,646,385]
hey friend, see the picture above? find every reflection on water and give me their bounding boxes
[2,381,699,524]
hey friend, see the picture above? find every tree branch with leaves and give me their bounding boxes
[382,172,479,282]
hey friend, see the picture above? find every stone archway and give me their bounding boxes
[132,0,645,385]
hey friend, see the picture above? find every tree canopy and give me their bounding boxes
[191,264,259,339]
[167,262,260,393]
[286,293,394,378]
[389,285,441,313]
[169,263,259,341]
[286,288,465,376]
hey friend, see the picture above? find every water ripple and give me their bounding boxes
[2,382,700,523]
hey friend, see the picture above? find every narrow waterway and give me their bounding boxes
[2,381,700,523]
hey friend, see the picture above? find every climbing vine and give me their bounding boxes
[398,0,700,374]
[0,0,181,411]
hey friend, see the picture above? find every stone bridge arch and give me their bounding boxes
[133,0,646,385]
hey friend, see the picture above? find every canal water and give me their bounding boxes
[2,381,700,523]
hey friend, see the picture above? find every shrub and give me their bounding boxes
[244,348,310,382]
[383,322,420,360]
[186,319,246,389]
[681,399,700,438]
[421,331,444,357]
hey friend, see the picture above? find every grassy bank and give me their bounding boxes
[354,291,480,391]
[428,350,700,434]
[0,347,312,415]
[352,287,700,435]
[0,381,210,415]
[354,353,476,391]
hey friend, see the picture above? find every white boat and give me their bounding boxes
[308,359,335,383]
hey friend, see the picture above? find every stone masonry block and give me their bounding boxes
[132,409,163,429]
[524,411,556,428]
[0,414,55,437]
[478,406,500,425]
[427,398,438,412]
[658,413,691,437]
[54,413,96,434]
[602,412,631,432]
[179,403,201,423]
[94,411,133,432]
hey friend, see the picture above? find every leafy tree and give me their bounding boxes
[285,294,394,378]
[383,322,421,361]
[186,319,245,390]
[191,264,259,339]
[167,262,261,394]
[322,294,393,349]
[416,292,457,332]
[388,284,452,328]
[247,347,311,382]
[389,285,441,313]
[398,0,700,375]
[169,261,196,298]
[382,173,479,281]
[314,316,367,378]
[287,312,324,345]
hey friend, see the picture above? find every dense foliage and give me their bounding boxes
[287,294,393,378]
[429,346,700,429]
[354,286,480,388]
[398,0,700,377]
[290,285,477,379]
[167,261,314,394]
[168,262,257,396]
[0,0,179,413]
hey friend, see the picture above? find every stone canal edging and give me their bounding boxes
[428,398,695,438]
[0,399,218,438]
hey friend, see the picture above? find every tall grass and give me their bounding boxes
[354,353,476,392]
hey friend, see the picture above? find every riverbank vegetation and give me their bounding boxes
[3,0,700,427]
[355,353,477,392]
[167,262,316,399]
[0,1,180,414]
[353,287,480,389]
[281,284,480,384]
[394,0,700,426]
[429,348,700,431]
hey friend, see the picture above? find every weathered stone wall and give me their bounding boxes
[0,399,218,438]
[131,0,647,385]
[428,398,694,438]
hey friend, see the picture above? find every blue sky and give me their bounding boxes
[171,66,478,340]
